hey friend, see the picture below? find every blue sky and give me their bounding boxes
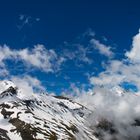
[1,0,140,94]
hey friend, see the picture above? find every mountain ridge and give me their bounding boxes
[0,80,97,140]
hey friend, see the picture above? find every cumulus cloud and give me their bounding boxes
[89,58,140,94]
[125,29,140,62]
[90,39,114,58]
[89,29,140,91]
[0,44,65,73]
[11,75,45,98]
[18,45,65,72]
[89,60,126,87]
[0,45,14,66]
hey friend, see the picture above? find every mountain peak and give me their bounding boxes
[0,80,96,140]
[0,80,16,93]
[0,86,17,98]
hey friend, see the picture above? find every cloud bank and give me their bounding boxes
[74,29,140,140]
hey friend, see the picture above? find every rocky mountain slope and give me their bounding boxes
[1,81,140,140]
[0,81,98,140]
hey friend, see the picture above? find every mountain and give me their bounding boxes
[1,81,140,140]
[0,81,98,140]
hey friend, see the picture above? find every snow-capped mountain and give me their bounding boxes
[1,81,140,140]
[0,81,98,140]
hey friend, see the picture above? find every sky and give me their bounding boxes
[1,0,140,95]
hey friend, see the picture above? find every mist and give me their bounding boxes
[75,86,140,140]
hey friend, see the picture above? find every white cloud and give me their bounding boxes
[89,30,140,93]
[125,29,140,62]
[90,72,125,87]
[90,39,114,58]
[18,45,65,72]
[63,44,92,64]
[76,89,140,140]
[89,59,140,93]
[11,75,45,98]
[0,45,15,66]
[76,45,92,64]
[0,44,65,73]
